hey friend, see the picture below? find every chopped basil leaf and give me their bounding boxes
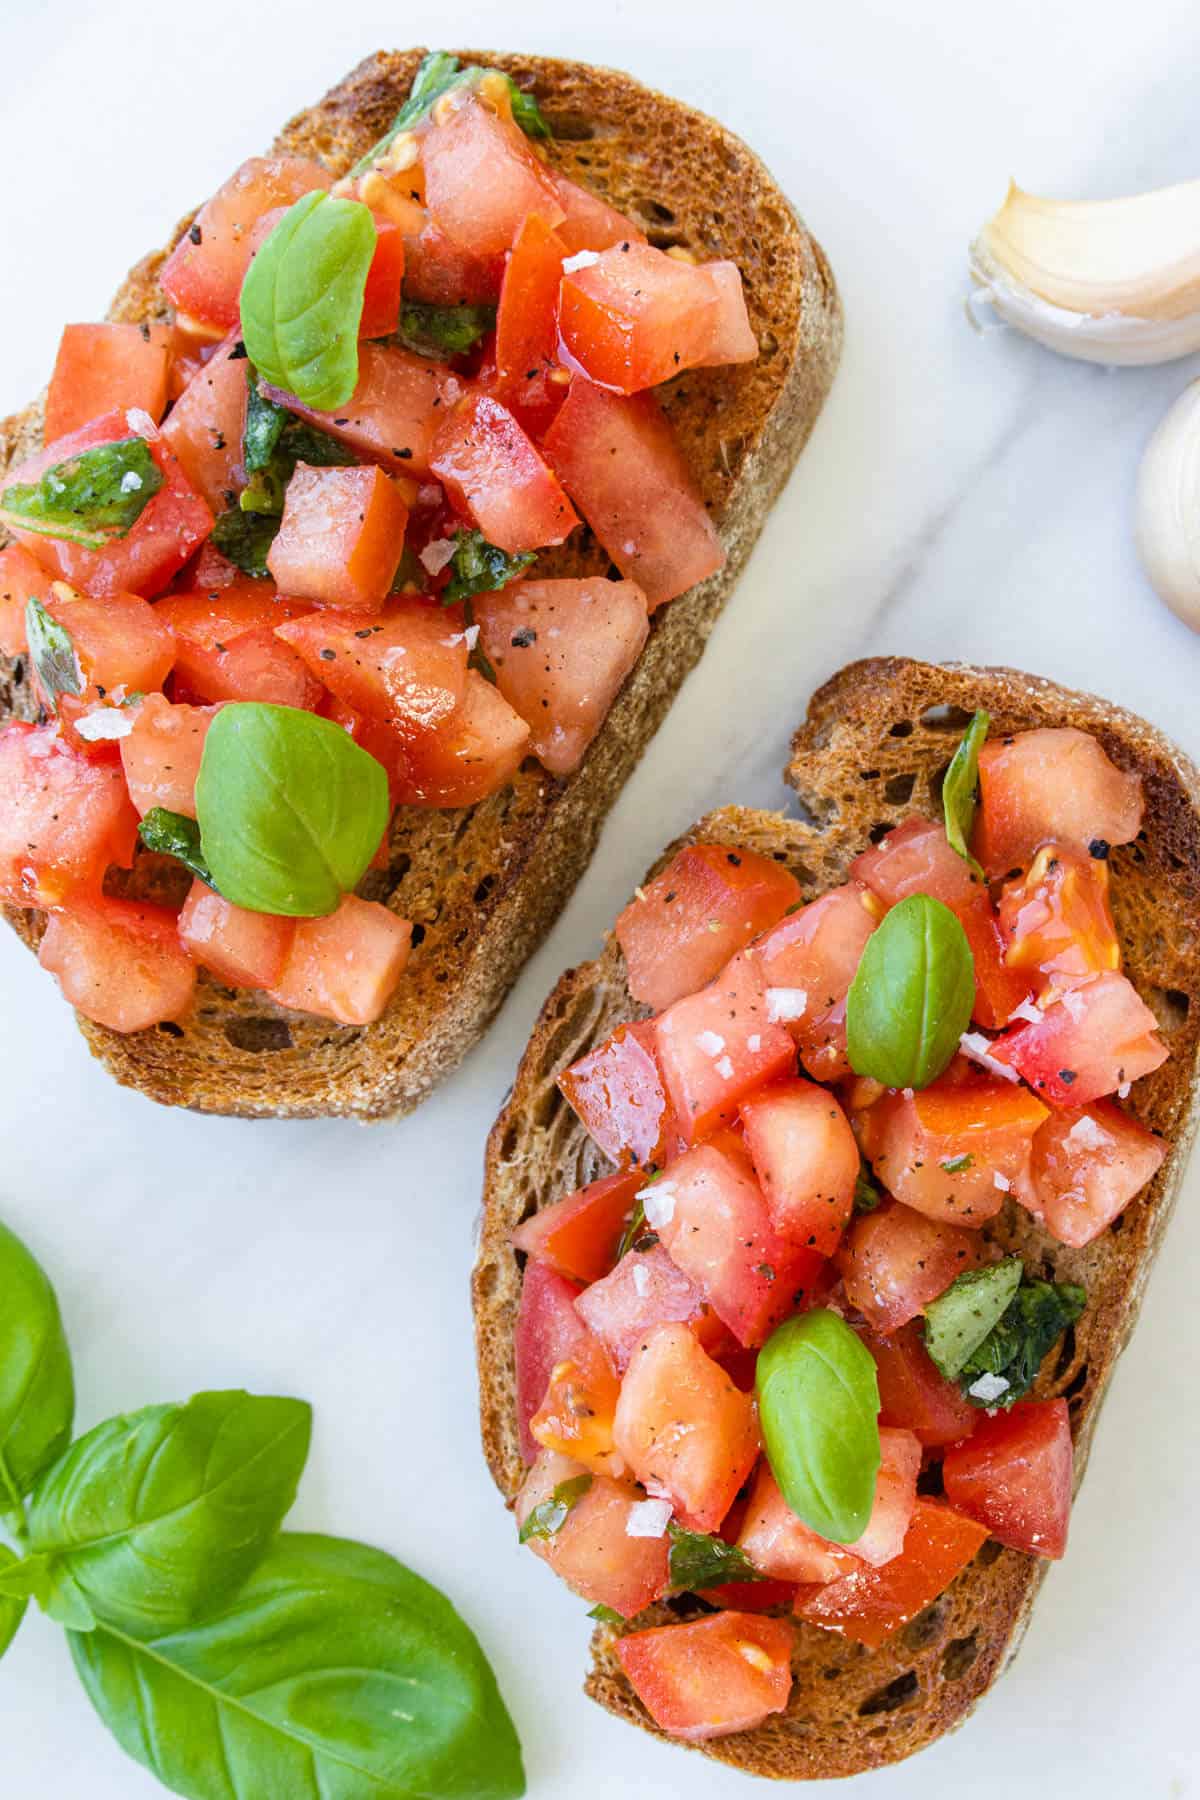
[923,1260,1023,1381]
[615,1200,648,1261]
[506,81,552,141]
[239,372,356,516]
[350,52,550,178]
[587,1603,626,1626]
[25,597,82,707]
[853,1163,881,1213]
[942,709,990,879]
[399,302,497,359]
[138,809,214,887]
[667,1525,765,1594]
[518,1474,592,1543]
[940,1153,974,1173]
[389,545,426,596]
[243,376,288,474]
[959,1277,1086,1407]
[1,439,162,549]
[210,507,280,578]
[443,530,535,605]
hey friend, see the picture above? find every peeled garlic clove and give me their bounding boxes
[1136,380,1200,629]
[969,179,1200,365]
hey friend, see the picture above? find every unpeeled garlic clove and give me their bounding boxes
[969,179,1200,365]
[1136,380,1200,630]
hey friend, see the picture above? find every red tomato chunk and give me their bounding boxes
[558,1021,677,1171]
[276,603,468,739]
[393,671,530,808]
[160,335,249,513]
[120,695,219,817]
[943,1398,1073,1559]
[998,843,1120,984]
[559,243,754,393]
[740,1078,859,1255]
[859,1074,1050,1227]
[262,343,460,478]
[514,1263,588,1464]
[495,211,568,388]
[975,728,1143,878]
[39,898,196,1033]
[422,95,563,257]
[267,895,411,1026]
[0,544,43,656]
[988,971,1167,1107]
[511,1166,644,1286]
[795,1500,989,1648]
[653,952,795,1145]
[0,724,138,908]
[615,843,802,1013]
[1016,1101,1165,1248]
[432,392,578,555]
[178,881,294,990]
[837,1203,985,1335]
[575,1243,709,1373]
[516,1450,670,1618]
[864,1321,978,1448]
[737,1463,862,1583]
[267,464,410,611]
[46,323,172,441]
[41,586,175,702]
[755,883,880,1072]
[529,1330,623,1477]
[615,1612,795,1743]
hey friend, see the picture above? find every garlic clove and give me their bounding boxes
[969,179,1200,365]
[1136,379,1200,631]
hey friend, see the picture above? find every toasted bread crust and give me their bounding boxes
[0,49,841,1119]
[473,657,1200,1778]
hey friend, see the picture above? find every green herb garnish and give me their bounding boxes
[959,1277,1086,1407]
[756,1310,880,1544]
[853,1163,881,1213]
[923,1260,1024,1381]
[399,302,497,359]
[587,1603,625,1626]
[1,439,162,548]
[942,709,990,878]
[210,507,280,577]
[443,529,535,605]
[846,894,976,1090]
[350,52,550,180]
[238,372,356,517]
[519,1475,592,1543]
[666,1525,765,1594]
[138,809,214,888]
[24,598,82,708]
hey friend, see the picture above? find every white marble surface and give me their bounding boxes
[1,1,1198,1794]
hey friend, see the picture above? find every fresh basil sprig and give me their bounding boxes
[958,1277,1086,1406]
[942,708,990,878]
[846,893,976,1089]
[195,703,390,917]
[0,1223,74,1528]
[519,1474,592,1542]
[666,1525,764,1593]
[350,52,550,179]
[0,1546,25,1663]
[0,438,163,548]
[444,529,536,605]
[756,1309,881,1544]
[138,808,213,886]
[240,192,377,411]
[399,302,497,359]
[923,1259,1024,1381]
[25,596,82,709]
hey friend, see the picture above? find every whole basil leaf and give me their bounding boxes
[443,530,535,605]
[240,192,377,412]
[666,1525,764,1593]
[757,1309,880,1544]
[399,303,497,359]
[959,1278,1086,1406]
[0,1220,74,1522]
[26,1389,311,1636]
[1,438,163,547]
[0,1544,27,1663]
[210,505,279,576]
[846,893,976,1089]
[0,1549,95,1629]
[195,703,390,917]
[25,595,83,707]
[138,808,213,886]
[70,1532,526,1800]
[942,708,990,878]
[922,1259,1024,1381]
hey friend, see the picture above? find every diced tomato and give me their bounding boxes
[988,971,1167,1107]
[0,724,139,907]
[39,897,196,1032]
[999,843,1120,985]
[159,335,248,513]
[422,94,564,256]
[576,1243,709,1372]
[358,218,406,337]
[849,1429,921,1567]
[1016,1100,1166,1248]
[740,1079,859,1255]
[975,728,1143,878]
[651,1138,824,1347]
[512,1166,644,1285]
[267,894,411,1025]
[737,1462,862,1583]
[431,392,578,555]
[958,896,1035,1029]
[0,543,43,656]
[614,1324,760,1532]
[476,348,569,439]
[530,1327,624,1477]
[652,952,796,1145]
[159,156,333,331]
[616,1611,795,1743]
[120,694,218,816]
[755,883,881,1070]
[165,319,223,403]
[177,880,293,990]
[863,1321,978,1448]
[550,170,646,256]
[262,342,461,478]
[543,380,724,609]
[180,539,248,591]
[698,1577,799,1613]
[474,576,647,775]
[393,670,530,807]
[3,410,213,599]
[39,585,175,701]
[276,601,468,738]
[559,244,755,393]
[795,1500,990,1649]
[495,212,568,387]
[45,323,172,441]
[836,1202,985,1335]
[156,581,311,645]
[401,217,505,306]
[943,1398,1072,1558]
[615,843,803,1013]
[173,626,323,711]
[266,464,410,611]
[858,1074,1049,1228]
[515,1449,670,1617]
[515,1264,589,1462]
[322,696,411,800]
[558,1021,677,1170]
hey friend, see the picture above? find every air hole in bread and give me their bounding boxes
[926,759,952,812]
[157,1020,184,1039]
[1148,986,1191,1033]
[475,874,497,907]
[868,821,892,845]
[858,1671,919,1716]
[665,1592,715,1620]
[889,720,915,739]
[976,1539,1004,1568]
[941,1633,980,1681]
[1052,1323,1077,1383]
[1062,1362,1089,1404]
[647,228,690,251]
[903,1604,946,1649]
[919,703,975,732]
[884,771,917,806]
[224,1017,293,1053]
[646,200,676,224]
[545,113,596,141]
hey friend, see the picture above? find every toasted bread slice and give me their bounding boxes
[473,657,1200,1778]
[0,49,841,1119]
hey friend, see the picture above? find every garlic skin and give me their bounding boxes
[969,179,1200,365]
[1136,380,1200,630]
